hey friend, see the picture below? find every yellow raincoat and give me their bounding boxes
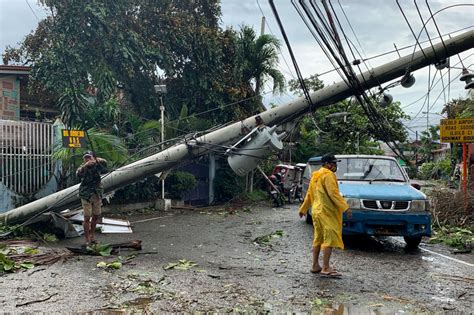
[299,167,349,249]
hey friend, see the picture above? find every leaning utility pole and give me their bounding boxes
[1,30,473,225]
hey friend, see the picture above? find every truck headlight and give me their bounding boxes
[346,198,361,210]
[411,200,429,211]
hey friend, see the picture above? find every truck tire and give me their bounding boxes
[404,236,422,248]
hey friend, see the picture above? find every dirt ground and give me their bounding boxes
[1,203,473,313]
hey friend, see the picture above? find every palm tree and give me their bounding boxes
[238,25,285,97]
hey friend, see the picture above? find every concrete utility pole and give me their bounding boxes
[1,30,473,225]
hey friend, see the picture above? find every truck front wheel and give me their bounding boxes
[404,236,422,248]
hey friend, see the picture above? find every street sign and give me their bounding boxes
[62,129,87,148]
[440,118,474,143]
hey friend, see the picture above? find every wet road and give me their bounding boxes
[1,204,473,313]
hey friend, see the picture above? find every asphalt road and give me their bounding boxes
[1,203,473,313]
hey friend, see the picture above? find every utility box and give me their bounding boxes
[154,198,171,211]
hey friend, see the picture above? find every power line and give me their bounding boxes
[413,0,440,62]
[256,0,297,80]
[396,0,428,60]
[25,0,39,21]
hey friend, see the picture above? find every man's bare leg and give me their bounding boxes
[83,216,91,244]
[322,247,333,272]
[90,215,99,243]
[321,247,341,276]
[311,245,322,273]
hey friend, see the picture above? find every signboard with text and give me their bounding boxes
[61,129,87,148]
[440,118,474,143]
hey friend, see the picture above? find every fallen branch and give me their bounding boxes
[66,240,142,255]
[16,293,58,307]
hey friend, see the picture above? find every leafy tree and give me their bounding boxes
[442,97,474,118]
[4,1,278,129]
[288,74,324,96]
[289,75,409,162]
[418,125,440,163]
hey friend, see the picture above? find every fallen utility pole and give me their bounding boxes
[1,30,473,225]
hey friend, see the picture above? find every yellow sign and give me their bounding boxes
[440,118,474,143]
[62,129,87,148]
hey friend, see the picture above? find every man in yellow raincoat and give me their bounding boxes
[299,154,352,278]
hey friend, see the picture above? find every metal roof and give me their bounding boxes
[0,65,31,75]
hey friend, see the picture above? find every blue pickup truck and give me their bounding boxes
[302,155,431,248]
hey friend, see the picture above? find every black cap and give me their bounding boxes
[321,154,339,163]
[83,151,94,158]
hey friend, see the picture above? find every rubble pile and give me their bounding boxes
[429,188,474,226]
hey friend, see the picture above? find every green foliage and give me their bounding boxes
[165,171,197,199]
[288,74,409,162]
[237,25,285,95]
[429,226,473,249]
[419,125,440,163]
[418,158,452,180]
[112,176,161,203]
[0,246,35,273]
[97,260,122,269]
[214,166,244,202]
[4,1,288,139]
[253,230,284,245]
[442,97,474,119]
[288,74,324,96]
[88,244,113,257]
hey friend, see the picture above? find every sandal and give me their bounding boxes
[310,268,322,274]
[320,270,342,278]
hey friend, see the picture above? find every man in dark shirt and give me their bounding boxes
[76,151,107,245]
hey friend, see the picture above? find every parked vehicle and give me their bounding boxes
[268,173,285,207]
[271,164,304,204]
[301,155,431,248]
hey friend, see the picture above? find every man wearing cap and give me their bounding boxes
[299,153,351,278]
[76,151,107,245]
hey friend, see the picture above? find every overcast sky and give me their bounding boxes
[1,0,473,137]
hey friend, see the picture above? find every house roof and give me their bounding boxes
[0,65,31,75]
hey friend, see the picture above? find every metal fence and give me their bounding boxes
[0,120,55,195]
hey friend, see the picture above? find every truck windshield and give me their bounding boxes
[336,158,406,182]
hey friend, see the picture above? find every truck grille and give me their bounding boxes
[362,200,410,211]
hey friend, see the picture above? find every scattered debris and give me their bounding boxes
[429,226,473,250]
[0,240,72,273]
[163,259,197,270]
[66,240,142,255]
[16,293,59,307]
[434,273,474,283]
[253,230,284,246]
[69,212,133,234]
[429,188,473,227]
[97,260,122,270]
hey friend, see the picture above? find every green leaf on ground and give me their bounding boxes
[24,247,40,255]
[253,230,284,245]
[163,259,197,270]
[19,262,35,269]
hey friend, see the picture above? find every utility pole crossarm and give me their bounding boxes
[1,30,473,225]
